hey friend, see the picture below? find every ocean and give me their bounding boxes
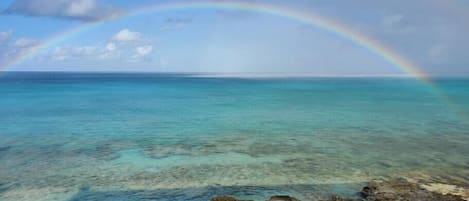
[0,72,468,201]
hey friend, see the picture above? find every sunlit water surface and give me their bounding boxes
[0,73,468,201]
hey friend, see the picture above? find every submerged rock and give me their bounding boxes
[0,182,11,193]
[210,178,467,201]
[0,146,11,152]
[0,146,11,159]
[268,195,301,201]
[210,196,253,201]
[210,195,301,201]
[210,196,239,201]
[325,195,356,201]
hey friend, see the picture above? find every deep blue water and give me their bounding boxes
[0,72,468,201]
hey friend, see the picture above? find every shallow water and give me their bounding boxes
[0,73,468,201]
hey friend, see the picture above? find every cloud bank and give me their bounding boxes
[0,30,13,46]
[2,0,121,21]
[0,28,154,68]
[112,29,141,42]
[44,29,153,62]
[0,35,40,67]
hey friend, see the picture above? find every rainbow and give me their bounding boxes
[2,1,468,121]
[2,1,432,81]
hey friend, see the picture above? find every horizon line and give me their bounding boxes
[3,71,469,78]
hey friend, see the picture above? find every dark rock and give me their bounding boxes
[394,177,410,185]
[210,195,300,201]
[210,196,239,201]
[268,195,301,201]
[359,186,374,198]
[210,196,253,201]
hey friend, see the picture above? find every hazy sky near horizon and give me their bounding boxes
[0,0,468,75]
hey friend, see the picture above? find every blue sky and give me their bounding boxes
[0,0,468,75]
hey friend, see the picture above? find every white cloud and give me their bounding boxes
[38,31,154,62]
[1,28,155,66]
[66,0,96,16]
[0,30,13,45]
[50,46,98,61]
[106,42,116,51]
[112,29,141,42]
[136,45,152,55]
[382,14,404,27]
[13,38,39,47]
[3,0,120,21]
[0,36,40,66]
[48,43,124,61]
[130,45,153,62]
[99,42,118,59]
[380,13,415,35]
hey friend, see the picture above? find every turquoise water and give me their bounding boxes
[0,72,468,201]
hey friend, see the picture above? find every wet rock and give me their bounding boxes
[358,178,466,201]
[268,195,301,201]
[210,179,467,201]
[210,196,253,201]
[324,195,357,201]
[210,196,239,201]
[359,185,375,198]
[210,195,301,201]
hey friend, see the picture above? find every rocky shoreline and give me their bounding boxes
[211,178,468,201]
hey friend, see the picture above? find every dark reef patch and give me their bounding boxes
[0,146,11,152]
[65,179,467,201]
[211,179,467,201]
[0,146,11,160]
